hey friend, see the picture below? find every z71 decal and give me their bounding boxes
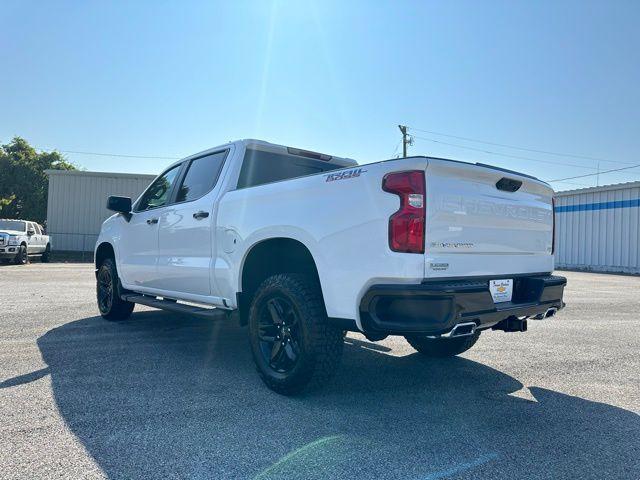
[324,168,367,182]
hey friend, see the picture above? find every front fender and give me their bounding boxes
[95,214,124,266]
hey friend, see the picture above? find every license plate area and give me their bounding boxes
[489,279,513,303]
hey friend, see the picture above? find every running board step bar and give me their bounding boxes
[121,294,224,319]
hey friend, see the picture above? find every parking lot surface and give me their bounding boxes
[1,263,639,479]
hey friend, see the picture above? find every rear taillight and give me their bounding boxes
[382,170,425,253]
[551,197,556,254]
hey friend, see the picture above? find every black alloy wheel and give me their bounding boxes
[97,265,114,314]
[257,296,303,374]
[96,258,134,320]
[248,273,344,395]
[41,245,51,263]
[14,245,28,265]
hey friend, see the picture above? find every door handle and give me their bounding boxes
[146,218,159,225]
[193,211,209,220]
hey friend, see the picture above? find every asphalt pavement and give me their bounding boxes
[1,263,639,479]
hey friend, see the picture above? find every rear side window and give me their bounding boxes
[237,149,338,189]
[176,151,227,203]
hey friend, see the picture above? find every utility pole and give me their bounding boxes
[398,125,409,158]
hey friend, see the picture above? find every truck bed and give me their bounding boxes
[217,154,555,325]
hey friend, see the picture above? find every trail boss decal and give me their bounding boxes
[430,242,475,249]
[429,262,449,271]
[324,168,366,182]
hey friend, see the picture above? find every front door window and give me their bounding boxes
[136,165,181,211]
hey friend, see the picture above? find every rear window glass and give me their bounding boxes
[176,150,227,203]
[237,149,338,189]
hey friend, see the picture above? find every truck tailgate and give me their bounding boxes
[425,158,554,277]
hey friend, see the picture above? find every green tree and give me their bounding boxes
[0,137,76,223]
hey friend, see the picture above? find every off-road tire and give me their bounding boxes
[248,273,344,395]
[14,245,28,265]
[96,258,134,321]
[41,244,51,263]
[405,332,481,357]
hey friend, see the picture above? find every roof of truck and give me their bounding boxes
[180,139,358,168]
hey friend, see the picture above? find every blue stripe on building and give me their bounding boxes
[555,198,640,213]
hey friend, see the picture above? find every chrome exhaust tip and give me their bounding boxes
[533,307,559,320]
[442,322,477,338]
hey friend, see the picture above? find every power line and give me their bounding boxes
[410,131,640,182]
[391,139,402,158]
[548,180,594,187]
[411,134,599,170]
[46,149,181,160]
[407,126,633,165]
[3,138,182,160]
[547,163,640,182]
[1,139,182,160]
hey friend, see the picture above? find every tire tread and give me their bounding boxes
[98,258,134,321]
[249,273,343,395]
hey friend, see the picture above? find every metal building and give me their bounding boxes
[44,170,640,272]
[45,170,155,252]
[554,181,640,274]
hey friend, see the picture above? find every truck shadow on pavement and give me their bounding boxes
[29,310,640,480]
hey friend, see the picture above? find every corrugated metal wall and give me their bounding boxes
[555,181,640,274]
[46,170,155,251]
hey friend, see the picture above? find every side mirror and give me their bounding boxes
[27,229,35,236]
[107,196,132,216]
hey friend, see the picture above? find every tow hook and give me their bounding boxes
[493,316,528,332]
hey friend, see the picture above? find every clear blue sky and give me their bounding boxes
[2,0,639,190]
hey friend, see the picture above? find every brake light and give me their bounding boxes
[551,197,556,254]
[382,170,425,253]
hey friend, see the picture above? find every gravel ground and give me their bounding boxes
[1,263,639,480]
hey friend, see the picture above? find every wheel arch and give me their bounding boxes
[95,242,116,270]
[237,237,324,325]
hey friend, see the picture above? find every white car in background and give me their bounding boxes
[0,219,51,264]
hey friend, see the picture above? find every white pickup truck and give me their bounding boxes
[95,139,566,394]
[0,219,51,264]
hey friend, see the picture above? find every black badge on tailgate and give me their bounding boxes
[496,177,523,192]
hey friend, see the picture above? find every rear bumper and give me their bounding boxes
[359,274,566,336]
